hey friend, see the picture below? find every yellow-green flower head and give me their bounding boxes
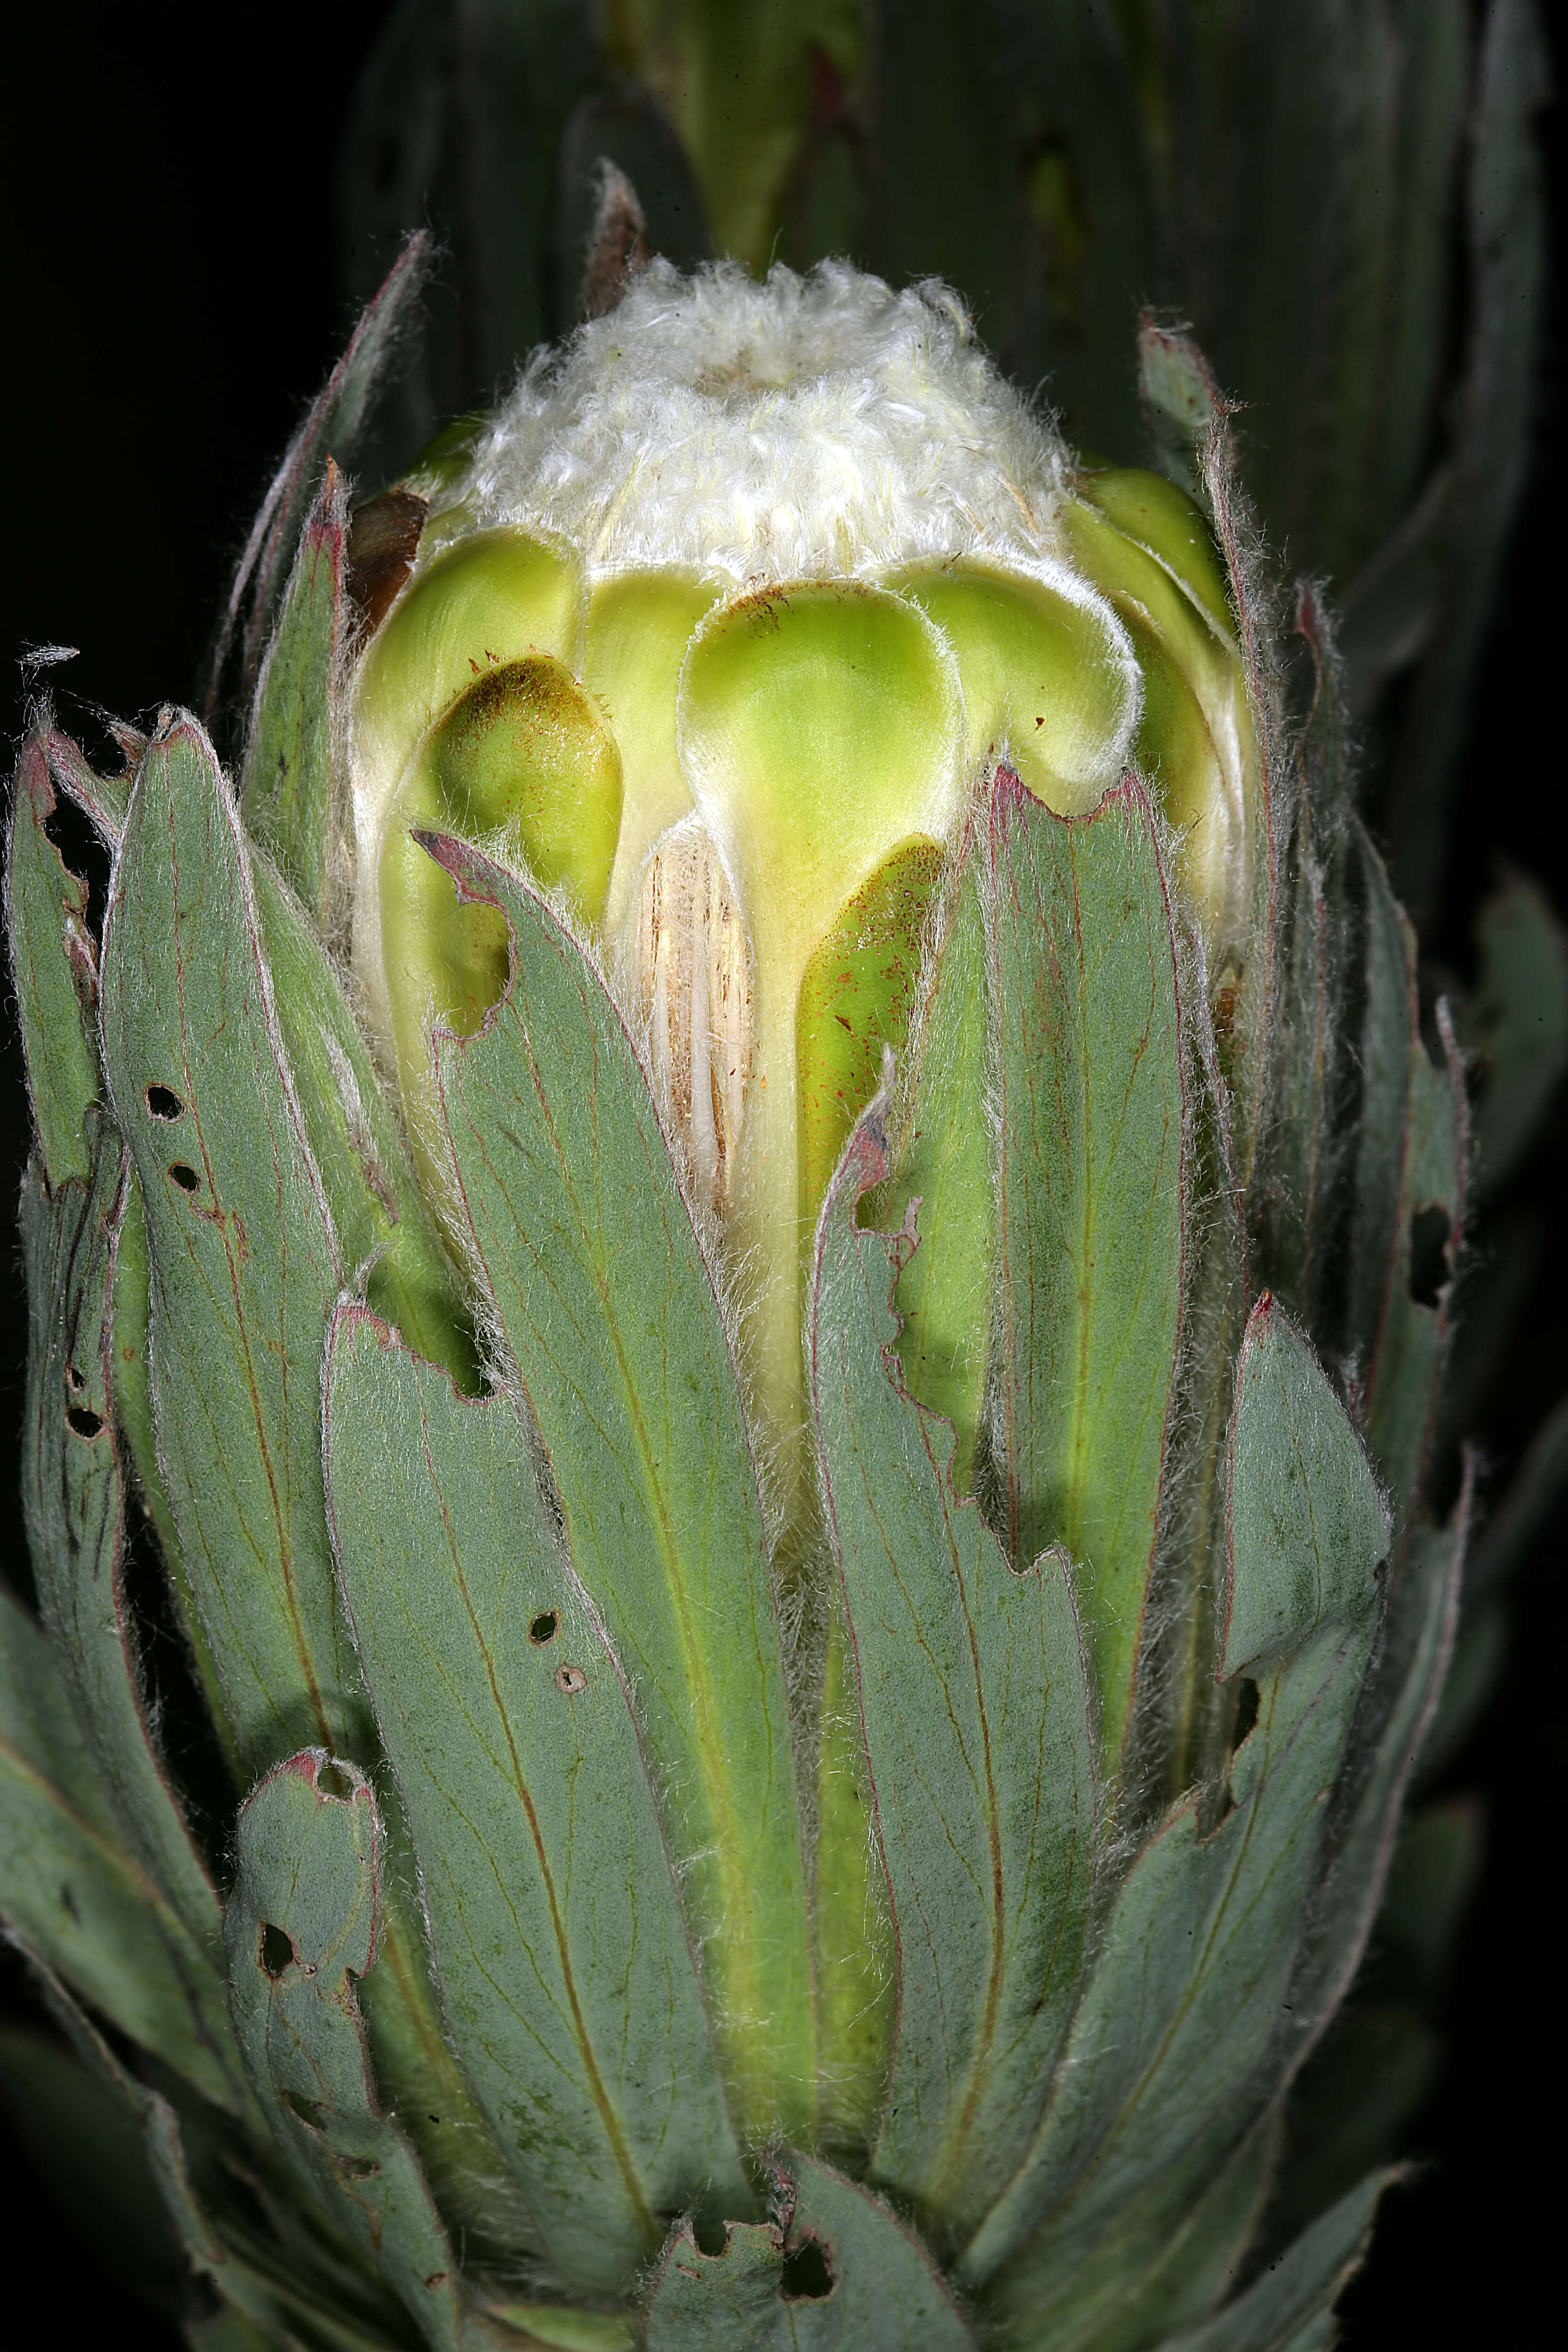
[352,259,1255,1465]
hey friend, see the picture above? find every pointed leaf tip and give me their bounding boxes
[1222,1295,1391,1681]
[816,1084,896,1236]
[209,229,433,710]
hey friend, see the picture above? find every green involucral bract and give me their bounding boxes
[4,259,1466,2352]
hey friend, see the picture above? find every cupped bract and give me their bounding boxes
[356,261,1258,1498]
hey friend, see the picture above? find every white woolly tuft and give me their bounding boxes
[444,259,1069,588]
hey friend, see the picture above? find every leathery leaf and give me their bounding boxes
[1220,1298,1395,1679]
[241,460,345,920]
[19,1123,226,1973]
[96,711,364,1774]
[962,1298,1389,2287]
[1346,827,1414,1365]
[882,832,992,1490]
[807,1099,1097,2243]
[19,747,494,2185]
[225,1750,462,2350]
[643,2151,974,2351]
[984,768,1185,1779]
[14,1945,408,2352]
[1286,1497,1465,2054]
[252,850,475,1390]
[323,1304,748,2295]
[417,833,813,2144]
[9,732,228,1738]
[1349,830,1463,1514]
[986,2103,1280,2352]
[1158,2169,1395,2352]
[6,735,101,1190]
[1264,589,1345,1325]
[0,1585,238,2111]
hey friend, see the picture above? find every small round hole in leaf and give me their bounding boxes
[316,1761,356,1802]
[259,1921,298,1979]
[1409,1203,1451,1311]
[335,2155,381,2181]
[780,2238,834,2303]
[529,1610,559,1646]
[167,1162,199,1194]
[555,1664,587,1695]
[144,1084,184,1121]
[65,1405,104,1440]
[65,1363,86,1394]
[282,2090,326,2130]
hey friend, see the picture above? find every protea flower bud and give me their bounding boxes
[3,252,1466,2352]
[356,263,1257,1520]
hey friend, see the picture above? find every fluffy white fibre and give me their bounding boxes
[443,260,1070,587]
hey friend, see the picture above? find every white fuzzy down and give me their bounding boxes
[443,259,1070,587]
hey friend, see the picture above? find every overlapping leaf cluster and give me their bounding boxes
[0,249,1482,2352]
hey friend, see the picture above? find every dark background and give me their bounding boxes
[0,4,1561,2341]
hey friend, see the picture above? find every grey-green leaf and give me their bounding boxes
[19,1127,227,1974]
[1221,1304,1391,1678]
[225,1749,461,2351]
[1157,2170,1394,2352]
[984,768,1185,1775]
[42,721,133,841]
[882,833,992,1490]
[963,1296,1387,2287]
[808,1101,1096,2244]
[96,710,362,1773]
[1139,321,1222,496]
[418,831,813,2146]
[323,1302,749,2295]
[15,1957,384,2352]
[1287,1497,1463,2049]
[1262,586,1351,1324]
[251,846,475,1388]
[6,735,102,1190]
[0,2024,189,2314]
[987,2103,1280,2352]
[644,2152,974,2350]
[1347,827,1414,1361]
[9,727,224,1729]
[242,461,346,922]
[0,1586,239,2111]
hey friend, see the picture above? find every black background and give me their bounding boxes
[0,4,1561,2341]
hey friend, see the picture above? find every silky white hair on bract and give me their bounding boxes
[441,258,1070,589]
